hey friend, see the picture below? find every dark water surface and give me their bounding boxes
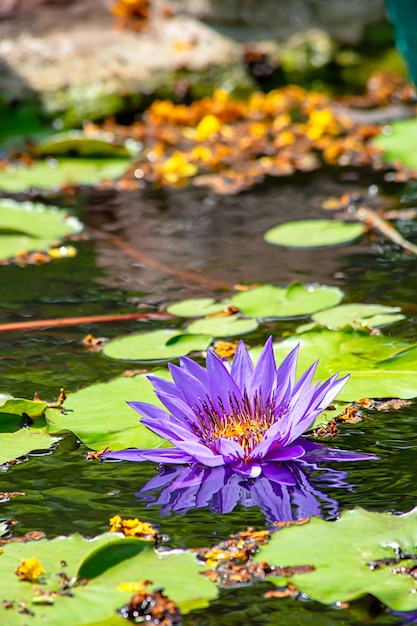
[1,170,417,624]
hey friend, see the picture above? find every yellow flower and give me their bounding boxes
[305,108,340,140]
[196,115,221,141]
[15,557,45,582]
[109,515,157,539]
[154,152,197,185]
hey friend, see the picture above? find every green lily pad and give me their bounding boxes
[45,372,172,451]
[373,118,417,169]
[0,198,83,239]
[34,130,141,158]
[250,327,417,400]
[187,315,258,337]
[264,219,364,248]
[0,532,216,625]
[230,283,344,319]
[0,394,57,463]
[257,507,417,611]
[0,158,131,193]
[0,395,47,418]
[103,330,212,362]
[167,298,227,317]
[0,429,57,465]
[311,303,405,330]
[0,198,83,261]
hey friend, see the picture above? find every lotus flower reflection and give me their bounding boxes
[103,338,375,477]
[136,461,351,525]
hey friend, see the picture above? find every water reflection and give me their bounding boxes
[136,461,352,526]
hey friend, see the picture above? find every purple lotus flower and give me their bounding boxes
[136,461,351,525]
[103,337,376,477]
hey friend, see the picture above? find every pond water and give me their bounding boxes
[1,168,417,624]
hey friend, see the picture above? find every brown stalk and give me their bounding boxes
[0,312,173,332]
[356,206,417,255]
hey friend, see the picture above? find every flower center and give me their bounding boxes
[217,419,265,455]
[192,390,279,457]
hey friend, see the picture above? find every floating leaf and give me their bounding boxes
[373,118,417,169]
[310,303,405,330]
[0,394,57,464]
[0,158,131,192]
[230,283,343,319]
[0,395,46,418]
[257,507,417,611]
[0,198,83,261]
[264,219,364,248]
[250,327,417,400]
[187,315,258,337]
[103,329,212,361]
[45,372,172,450]
[34,130,141,158]
[167,298,227,317]
[0,430,57,465]
[0,533,216,624]
[0,198,82,239]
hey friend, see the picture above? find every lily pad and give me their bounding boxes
[0,158,131,193]
[0,198,83,239]
[250,327,417,400]
[103,329,212,362]
[264,219,364,248]
[45,372,172,451]
[167,298,227,318]
[0,198,83,261]
[34,130,141,158]
[0,532,216,625]
[0,394,58,463]
[257,507,417,611]
[373,118,417,169]
[187,315,258,337]
[230,283,344,319]
[0,429,57,465]
[310,303,405,330]
[0,394,47,419]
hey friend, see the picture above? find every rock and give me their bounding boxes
[0,6,255,126]
[0,0,390,128]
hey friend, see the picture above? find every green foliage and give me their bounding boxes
[45,372,172,451]
[264,219,364,248]
[102,329,212,361]
[0,429,57,466]
[186,315,258,337]
[0,158,130,193]
[258,507,417,611]
[250,327,417,400]
[0,532,216,625]
[0,198,82,261]
[0,394,57,464]
[310,302,405,329]
[230,283,344,319]
[374,118,417,169]
[167,298,227,317]
[0,395,47,418]
[34,131,141,158]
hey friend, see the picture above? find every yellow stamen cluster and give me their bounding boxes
[194,391,279,457]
